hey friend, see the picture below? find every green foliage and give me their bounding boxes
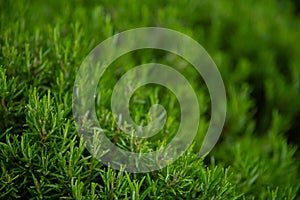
[0,0,300,199]
[0,67,25,134]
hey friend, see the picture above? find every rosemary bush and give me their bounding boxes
[0,0,299,199]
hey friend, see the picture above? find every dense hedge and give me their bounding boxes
[0,0,299,199]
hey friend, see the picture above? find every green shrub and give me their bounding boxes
[0,0,299,199]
